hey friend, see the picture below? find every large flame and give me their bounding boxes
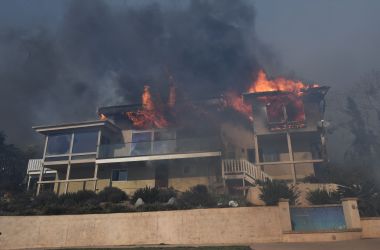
[126,85,169,129]
[249,70,318,95]
[224,92,253,121]
[168,84,176,108]
[99,113,107,121]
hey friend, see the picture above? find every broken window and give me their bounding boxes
[264,94,306,129]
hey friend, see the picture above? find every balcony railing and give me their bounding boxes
[98,137,221,159]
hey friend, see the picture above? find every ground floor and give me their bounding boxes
[35,157,222,195]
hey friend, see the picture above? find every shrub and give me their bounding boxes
[98,187,128,203]
[131,186,160,204]
[157,187,177,203]
[1,192,32,214]
[58,190,98,205]
[215,194,249,207]
[338,183,380,217]
[177,185,217,208]
[32,191,58,208]
[306,189,341,205]
[259,180,299,206]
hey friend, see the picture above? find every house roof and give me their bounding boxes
[32,120,120,135]
[242,86,330,102]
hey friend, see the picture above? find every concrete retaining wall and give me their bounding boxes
[0,207,283,250]
[361,217,380,239]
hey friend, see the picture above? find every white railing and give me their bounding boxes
[27,159,56,174]
[222,159,272,182]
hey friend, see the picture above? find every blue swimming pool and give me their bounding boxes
[290,205,346,232]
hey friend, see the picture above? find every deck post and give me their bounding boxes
[93,164,99,192]
[37,136,48,195]
[286,132,296,184]
[242,174,246,196]
[26,175,31,191]
[64,132,75,194]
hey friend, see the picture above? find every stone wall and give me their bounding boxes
[361,218,380,238]
[0,207,283,250]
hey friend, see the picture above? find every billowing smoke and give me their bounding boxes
[0,0,276,146]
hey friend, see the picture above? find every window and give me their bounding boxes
[112,169,128,181]
[130,130,177,155]
[72,131,98,153]
[262,149,280,162]
[46,133,72,155]
[265,95,305,124]
[131,132,152,155]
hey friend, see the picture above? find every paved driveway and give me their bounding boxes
[251,239,380,250]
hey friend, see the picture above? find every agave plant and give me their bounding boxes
[306,189,341,205]
[259,180,299,206]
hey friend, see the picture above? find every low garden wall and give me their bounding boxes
[361,217,380,238]
[0,206,283,250]
[1,199,375,249]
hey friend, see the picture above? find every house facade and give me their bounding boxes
[27,86,329,196]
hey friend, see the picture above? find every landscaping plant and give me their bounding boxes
[306,189,341,205]
[259,180,299,205]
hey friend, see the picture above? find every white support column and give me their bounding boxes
[242,174,246,196]
[64,132,75,194]
[37,136,49,195]
[254,134,261,170]
[64,164,71,194]
[286,132,296,184]
[93,164,99,192]
[26,175,31,191]
[93,129,102,192]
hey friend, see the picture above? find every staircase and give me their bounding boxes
[222,159,272,193]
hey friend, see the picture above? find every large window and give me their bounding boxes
[130,130,176,155]
[265,95,305,124]
[131,131,152,155]
[112,169,128,181]
[72,131,98,153]
[46,133,71,155]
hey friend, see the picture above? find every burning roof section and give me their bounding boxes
[98,69,329,131]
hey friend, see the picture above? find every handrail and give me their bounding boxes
[98,137,221,159]
[222,158,272,181]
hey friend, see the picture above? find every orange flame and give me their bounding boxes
[224,92,253,121]
[168,84,176,108]
[249,70,318,95]
[126,85,169,129]
[142,85,154,110]
[99,113,107,121]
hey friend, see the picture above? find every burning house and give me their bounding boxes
[26,70,329,196]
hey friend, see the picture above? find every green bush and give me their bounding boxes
[32,191,58,208]
[338,183,380,217]
[259,180,299,206]
[98,187,128,203]
[215,194,249,207]
[1,192,33,214]
[58,190,98,205]
[131,186,160,204]
[177,185,216,208]
[157,187,177,203]
[306,189,341,205]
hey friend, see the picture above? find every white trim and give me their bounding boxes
[96,151,221,164]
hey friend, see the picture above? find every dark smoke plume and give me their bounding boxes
[0,0,275,146]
